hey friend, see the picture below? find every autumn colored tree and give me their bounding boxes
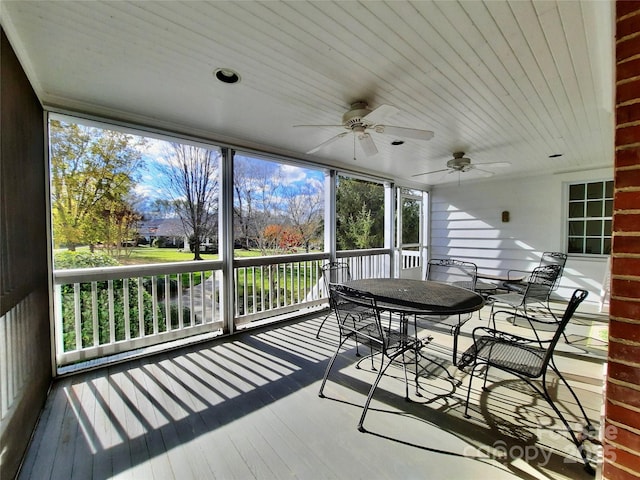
[263,224,303,251]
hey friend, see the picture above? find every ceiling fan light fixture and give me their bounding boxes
[214,68,241,84]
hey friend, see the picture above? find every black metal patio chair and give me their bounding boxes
[488,264,566,341]
[315,261,352,339]
[318,284,421,432]
[459,288,596,474]
[502,251,567,295]
[416,258,483,365]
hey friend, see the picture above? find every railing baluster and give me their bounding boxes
[91,281,99,346]
[73,283,82,351]
[178,273,184,329]
[200,270,206,325]
[298,260,302,304]
[268,265,273,310]
[210,270,218,323]
[276,265,281,308]
[137,277,144,337]
[165,274,171,331]
[189,272,195,326]
[123,279,130,340]
[108,280,115,343]
[242,267,248,315]
[251,266,257,315]
[151,276,158,334]
[234,269,239,317]
[259,266,264,312]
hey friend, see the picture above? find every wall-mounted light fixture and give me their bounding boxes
[502,211,510,223]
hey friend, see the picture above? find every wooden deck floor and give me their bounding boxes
[19,305,606,480]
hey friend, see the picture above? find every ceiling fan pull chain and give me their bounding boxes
[353,134,356,161]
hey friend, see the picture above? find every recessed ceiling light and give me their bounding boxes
[548,153,563,158]
[391,140,404,146]
[214,68,241,84]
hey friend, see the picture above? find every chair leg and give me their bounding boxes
[357,357,392,431]
[463,363,481,418]
[315,311,331,339]
[358,348,415,431]
[451,324,461,366]
[402,353,410,400]
[318,338,346,397]
[538,373,595,474]
[550,361,593,429]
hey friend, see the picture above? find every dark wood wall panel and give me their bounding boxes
[1,27,52,479]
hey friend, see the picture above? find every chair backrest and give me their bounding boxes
[426,258,477,289]
[328,283,383,346]
[322,261,351,290]
[539,252,568,290]
[540,288,588,365]
[523,264,562,302]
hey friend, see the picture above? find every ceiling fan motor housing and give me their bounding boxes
[447,156,471,171]
[342,101,371,128]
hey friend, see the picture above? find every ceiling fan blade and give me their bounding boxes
[358,132,378,156]
[375,125,434,141]
[411,168,449,177]
[473,168,495,177]
[306,132,349,154]
[362,104,399,124]
[477,161,511,168]
[293,124,345,128]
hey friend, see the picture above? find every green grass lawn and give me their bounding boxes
[117,247,218,264]
[117,247,262,264]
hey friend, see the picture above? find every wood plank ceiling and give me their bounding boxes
[1,0,614,186]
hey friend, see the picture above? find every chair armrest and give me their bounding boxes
[471,326,532,345]
[506,269,531,282]
[489,310,553,346]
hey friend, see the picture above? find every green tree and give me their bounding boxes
[336,177,385,249]
[49,119,146,250]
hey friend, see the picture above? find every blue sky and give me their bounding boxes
[134,137,325,210]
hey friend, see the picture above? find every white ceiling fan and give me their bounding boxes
[411,152,511,179]
[294,101,434,158]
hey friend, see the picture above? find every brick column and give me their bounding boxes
[604,2,640,478]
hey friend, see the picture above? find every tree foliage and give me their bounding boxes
[160,143,220,260]
[284,183,323,253]
[49,119,146,250]
[263,224,303,251]
[233,157,283,253]
[336,176,385,249]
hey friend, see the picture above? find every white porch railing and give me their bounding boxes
[337,248,391,280]
[53,261,225,366]
[233,252,329,326]
[233,248,391,327]
[53,249,392,368]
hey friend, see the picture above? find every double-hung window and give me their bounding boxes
[567,180,613,255]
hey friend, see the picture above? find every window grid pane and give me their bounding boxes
[566,180,612,255]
